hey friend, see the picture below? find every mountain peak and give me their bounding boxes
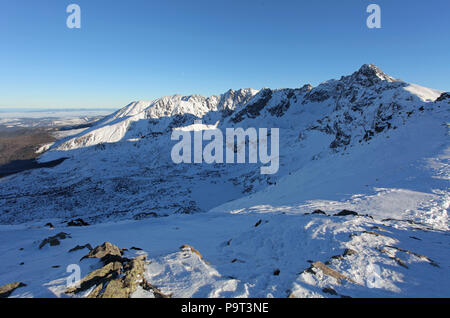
[353,64,396,83]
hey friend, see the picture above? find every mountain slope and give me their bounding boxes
[0,65,448,298]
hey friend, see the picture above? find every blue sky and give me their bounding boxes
[1,0,449,109]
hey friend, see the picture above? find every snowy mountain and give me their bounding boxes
[0,64,448,298]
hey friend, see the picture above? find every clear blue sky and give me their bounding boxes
[1,0,449,109]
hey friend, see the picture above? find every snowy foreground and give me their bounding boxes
[0,65,449,298]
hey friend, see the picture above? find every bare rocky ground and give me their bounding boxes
[0,126,56,166]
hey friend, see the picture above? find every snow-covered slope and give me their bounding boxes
[0,65,448,298]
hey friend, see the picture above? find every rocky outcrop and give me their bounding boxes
[68,244,93,253]
[39,232,71,249]
[436,92,450,102]
[66,242,170,298]
[80,241,124,264]
[334,210,359,217]
[0,282,27,298]
[67,218,89,227]
[307,261,356,284]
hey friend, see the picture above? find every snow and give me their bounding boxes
[403,84,442,102]
[0,65,448,298]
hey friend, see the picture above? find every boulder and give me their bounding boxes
[39,232,71,249]
[334,210,359,217]
[80,242,123,264]
[67,218,89,227]
[0,282,27,298]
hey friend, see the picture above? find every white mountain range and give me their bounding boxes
[0,64,448,298]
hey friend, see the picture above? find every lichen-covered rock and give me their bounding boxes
[0,282,27,298]
[101,255,147,298]
[80,242,123,264]
[66,261,122,294]
[67,242,156,298]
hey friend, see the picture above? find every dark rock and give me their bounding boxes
[141,278,171,298]
[254,219,262,227]
[322,287,338,296]
[343,249,357,256]
[231,89,273,123]
[69,244,93,253]
[334,210,359,217]
[436,92,450,102]
[67,218,89,227]
[273,269,281,276]
[39,232,71,249]
[45,223,54,229]
[312,209,327,215]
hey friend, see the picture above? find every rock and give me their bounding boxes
[66,261,122,294]
[0,282,27,298]
[231,259,245,263]
[334,210,359,217]
[101,255,147,298]
[343,249,357,256]
[81,255,148,298]
[331,248,357,260]
[141,279,172,298]
[67,218,89,227]
[385,245,439,268]
[45,222,54,229]
[130,246,143,251]
[175,201,202,214]
[101,279,129,298]
[322,287,338,296]
[81,242,124,265]
[312,209,327,215]
[39,232,71,249]
[362,230,386,237]
[69,244,93,253]
[273,269,280,276]
[436,92,450,102]
[180,244,208,264]
[310,261,356,284]
[254,219,262,227]
[371,226,390,233]
[132,212,158,220]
